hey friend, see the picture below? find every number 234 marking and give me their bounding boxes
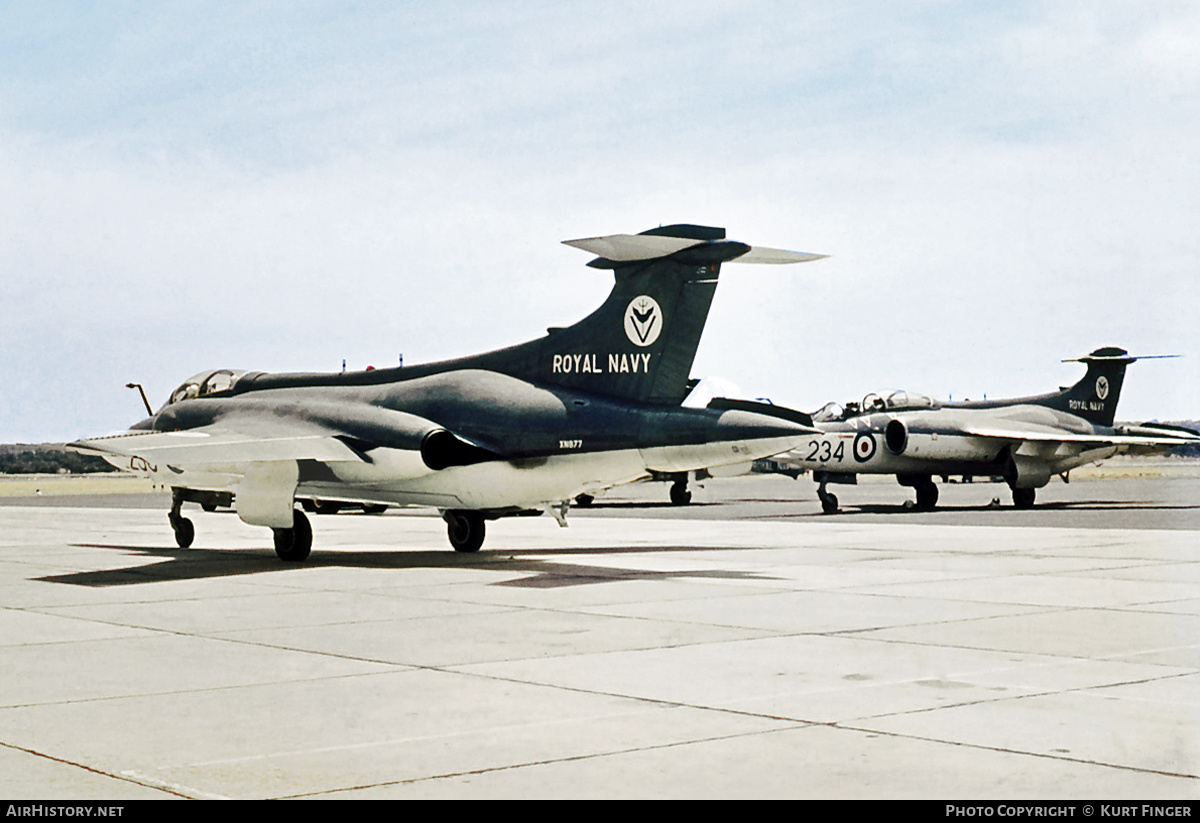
[805,439,845,463]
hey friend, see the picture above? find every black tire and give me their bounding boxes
[820,493,839,514]
[273,510,313,562]
[1012,487,1036,509]
[915,482,939,511]
[361,504,388,515]
[669,482,692,506]
[446,510,485,553]
[574,494,595,507]
[173,517,195,549]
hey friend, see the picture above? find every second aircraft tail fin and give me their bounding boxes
[1037,347,1160,427]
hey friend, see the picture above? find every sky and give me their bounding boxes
[2,1,1198,442]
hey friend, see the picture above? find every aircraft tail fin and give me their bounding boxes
[1039,347,1169,427]
[469,224,826,405]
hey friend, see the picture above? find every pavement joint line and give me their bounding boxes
[274,724,823,799]
[0,739,193,799]
[828,721,1200,783]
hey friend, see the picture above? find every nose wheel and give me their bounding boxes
[171,516,195,548]
[168,489,195,548]
[818,490,839,514]
[816,476,840,514]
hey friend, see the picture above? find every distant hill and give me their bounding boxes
[0,443,114,474]
[1163,421,1200,458]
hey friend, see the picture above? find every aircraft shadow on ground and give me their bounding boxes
[823,500,1200,517]
[41,542,780,589]
[576,500,710,510]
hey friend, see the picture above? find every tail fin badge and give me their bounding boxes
[625,296,662,347]
[1095,376,1109,400]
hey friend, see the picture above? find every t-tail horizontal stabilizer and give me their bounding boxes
[563,229,827,266]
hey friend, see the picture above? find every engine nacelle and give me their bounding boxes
[883,417,992,461]
[1003,453,1052,489]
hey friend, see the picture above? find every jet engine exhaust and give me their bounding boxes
[885,419,908,455]
[420,429,498,471]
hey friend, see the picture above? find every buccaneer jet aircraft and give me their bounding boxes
[782,348,1199,512]
[72,224,826,560]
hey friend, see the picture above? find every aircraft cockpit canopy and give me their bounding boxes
[165,370,246,408]
[812,402,845,423]
[817,390,941,420]
[872,390,939,411]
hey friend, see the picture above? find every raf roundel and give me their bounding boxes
[853,431,877,463]
[624,295,663,347]
[1095,375,1109,401]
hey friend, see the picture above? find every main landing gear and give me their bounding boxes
[273,509,313,562]
[669,477,692,506]
[444,510,486,553]
[898,474,939,511]
[170,488,313,561]
[166,491,494,560]
[1011,487,1037,509]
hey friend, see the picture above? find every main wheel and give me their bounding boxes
[1012,487,1037,509]
[820,492,839,514]
[915,482,939,511]
[273,509,313,562]
[446,510,486,553]
[669,481,692,506]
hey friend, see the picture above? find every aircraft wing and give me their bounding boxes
[958,421,1200,449]
[70,421,367,467]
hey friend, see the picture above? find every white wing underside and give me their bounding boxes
[71,423,366,467]
[960,422,1199,449]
